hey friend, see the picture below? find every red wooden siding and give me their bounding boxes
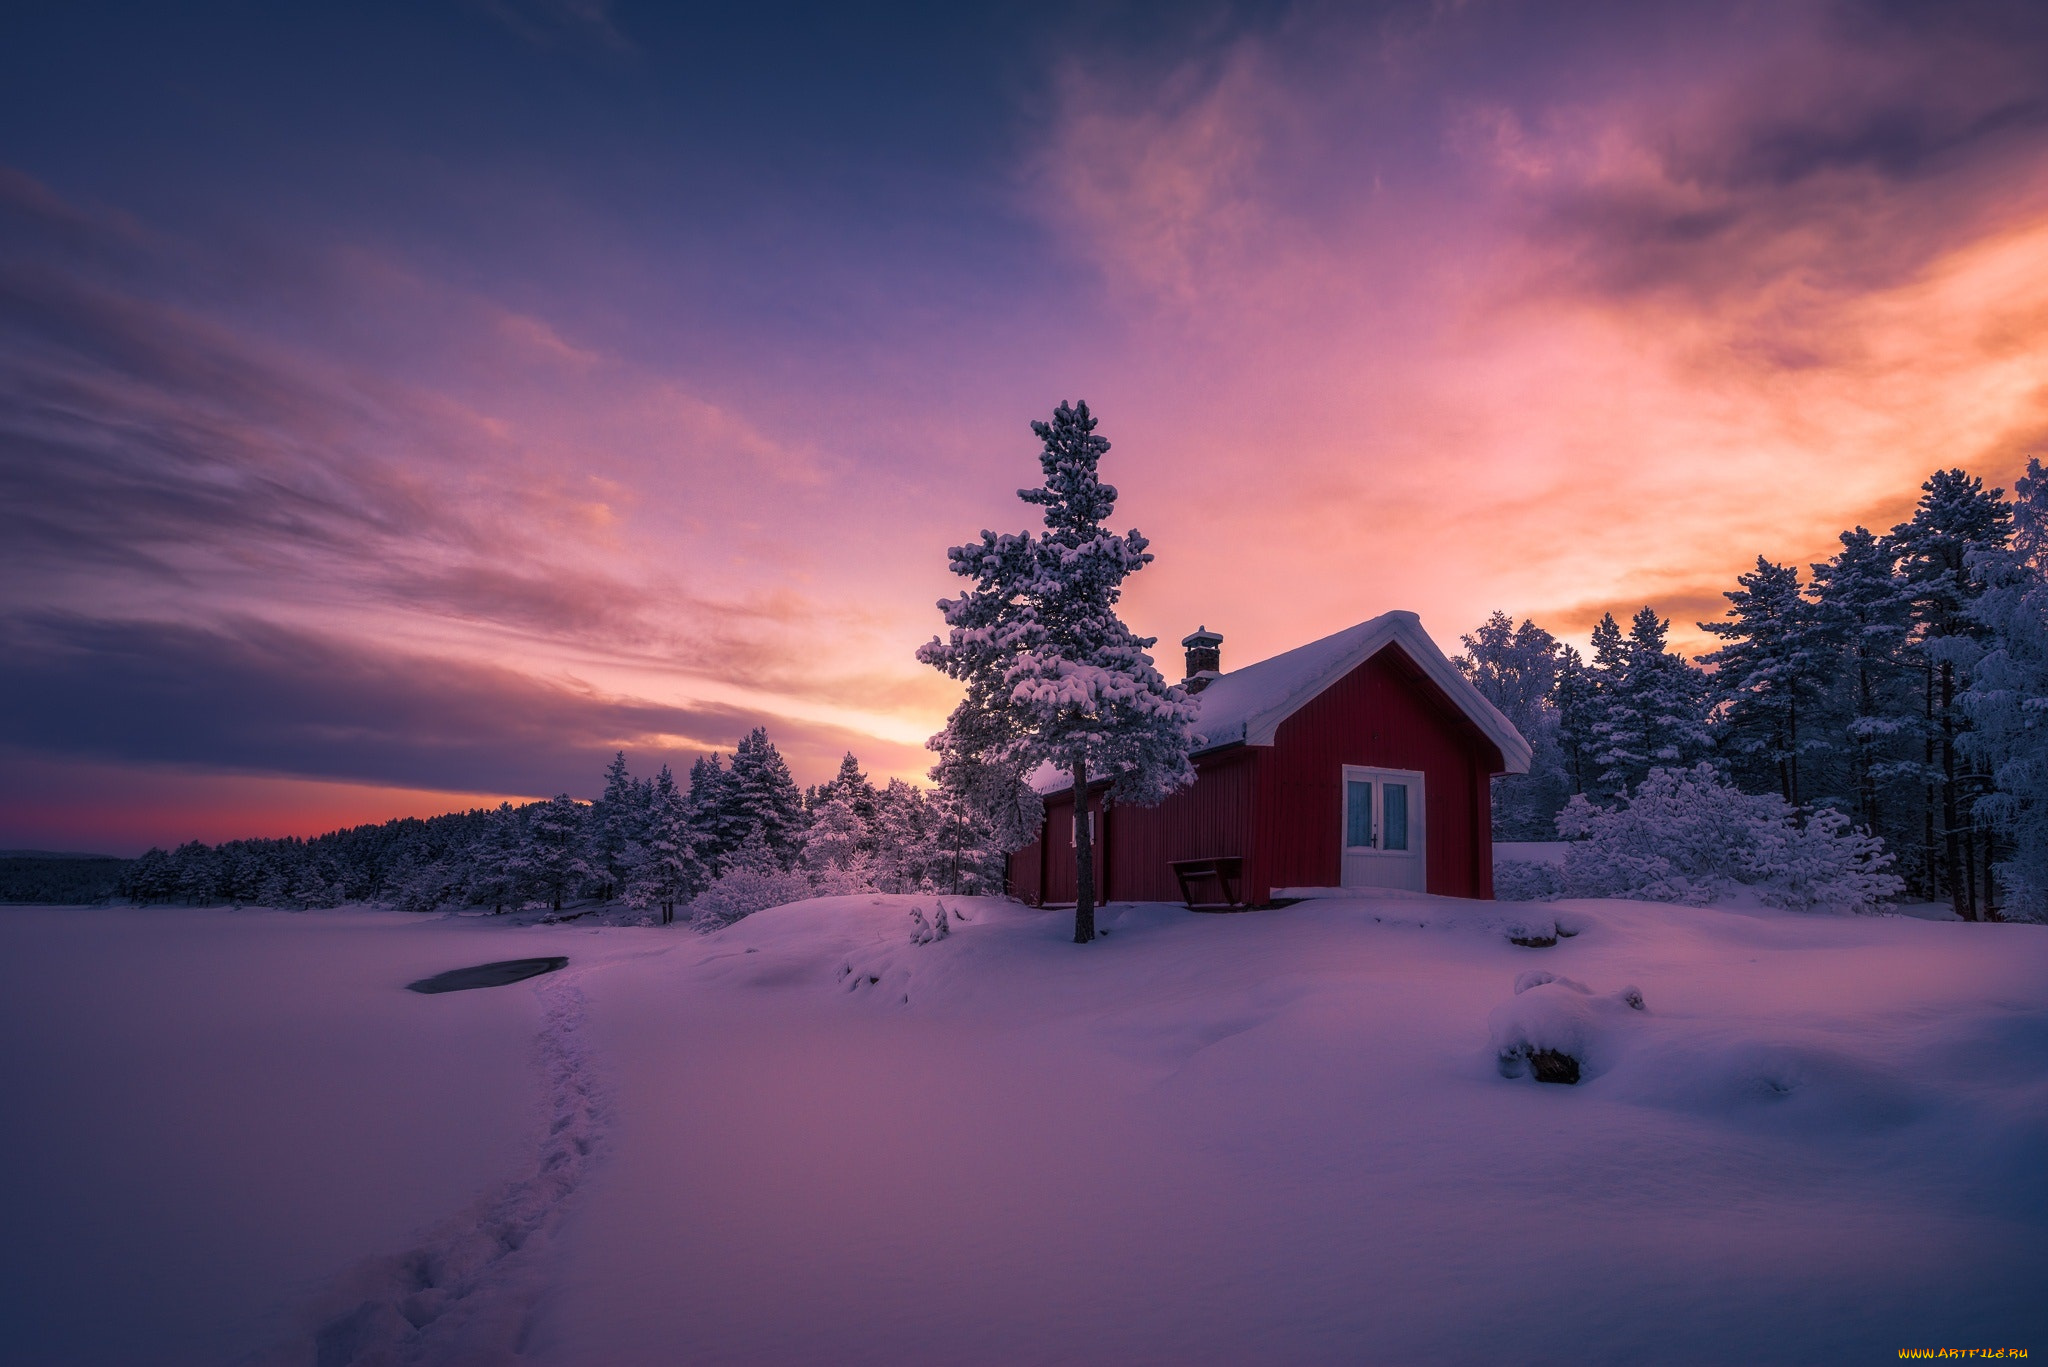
[1027,788,1105,906]
[1008,749,1258,905]
[1255,644,1501,899]
[1005,641,1505,904]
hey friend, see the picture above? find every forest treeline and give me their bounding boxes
[1458,464,2048,921]
[102,460,2048,925]
[117,732,1007,923]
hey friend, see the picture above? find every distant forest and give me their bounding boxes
[101,731,1006,923]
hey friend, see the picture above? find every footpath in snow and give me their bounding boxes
[2,895,2044,1365]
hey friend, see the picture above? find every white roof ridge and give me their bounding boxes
[1202,610,1529,772]
[1029,610,1531,794]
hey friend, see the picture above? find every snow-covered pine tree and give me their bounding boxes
[928,785,1007,896]
[870,777,936,893]
[1455,611,1570,838]
[466,803,525,913]
[727,728,807,869]
[685,752,744,871]
[592,751,650,901]
[1552,644,1596,798]
[1581,614,1633,801]
[1959,457,2048,920]
[119,847,179,905]
[1809,526,1917,865]
[1588,608,1712,798]
[623,764,703,924]
[918,400,1199,943]
[519,794,593,912]
[1700,558,1831,806]
[801,792,872,878]
[811,753,879,828]
[1891,469,2013,917]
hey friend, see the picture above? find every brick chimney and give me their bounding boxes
[1181,626,1223,693]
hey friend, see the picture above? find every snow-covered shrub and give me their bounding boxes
[908,902,951,944]
[809,863,875,897]
[1494,859,1564,902]
[688,839,816,929]
[1556,764,1903,912]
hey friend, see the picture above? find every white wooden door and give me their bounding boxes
[1340,765,1426,892]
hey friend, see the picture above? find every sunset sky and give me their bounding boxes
[4,0,2047,853]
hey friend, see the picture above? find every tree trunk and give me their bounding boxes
[1072,759,1095,944]
[1787,695,1800,811]
[1923,661,1938,903]
[1940,661,1972,920]
[1983,824,1998,921]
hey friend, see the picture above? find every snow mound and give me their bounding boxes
[1490,976,1646,1082]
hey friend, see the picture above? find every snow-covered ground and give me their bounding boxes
[3,895,2044,1365]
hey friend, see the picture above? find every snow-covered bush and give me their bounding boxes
[1493,859,1564,902]
[1556,764,1903,912]
[687,837,816,930]
[809,863,875,897]
[908,902,951,944]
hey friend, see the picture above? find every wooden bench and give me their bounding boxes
[1169,856,1246,910]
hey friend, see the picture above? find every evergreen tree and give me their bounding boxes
[918,400,1199,943]
[121,847,179,905]
[1700,558,1829,806]
[592,751,644,901]
[466,803,526,914]
[623,765,704,924]
[870,778,936,892]
[1588,608,1711,798]
[809,753,879,831]
[685,753,744,871]
[1553,644,1596,798]
[727,728,807,868]
[927,786,1007,895]
[1809,526,1915,856]
[1454,611,1570,838]
[518,794,592,912]
[1959,458,2048,919]
[1891,469,2013,917]
[801,793,872,876]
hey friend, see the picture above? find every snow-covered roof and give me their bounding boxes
[1033,611,1531,792]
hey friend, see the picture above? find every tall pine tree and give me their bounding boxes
[1960,458,2048,920]
[1892,469,2013,917]
[727,728,807,869]
[919,400,1198,943]
[1809,526,1915,859]
[1588,608,1711,798]
[1700,558,1829,806]
[1454,612,1570,838]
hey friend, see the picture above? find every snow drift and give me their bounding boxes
[3,891,2043,1366]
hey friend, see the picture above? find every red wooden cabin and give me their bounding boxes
[1006,612,1532,906]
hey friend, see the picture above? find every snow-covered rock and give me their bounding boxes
[1489,974,1646,1082]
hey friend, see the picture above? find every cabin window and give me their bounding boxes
[1339,765,1425,864]
[1069,810,1094,846]
[1381,783,1409,851]
[1345,781,1373,848]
